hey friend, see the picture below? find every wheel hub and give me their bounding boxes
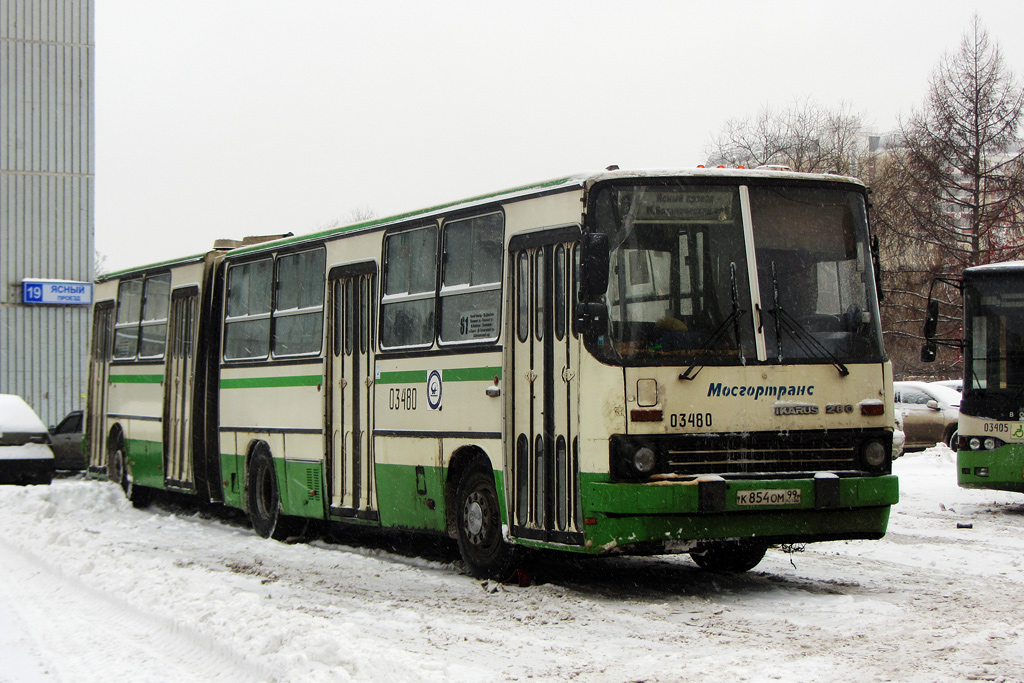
[466,499,484,536]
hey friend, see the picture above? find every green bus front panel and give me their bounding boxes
[959,446,1024,493]
[576,474,899,553]
[126,438,165,490]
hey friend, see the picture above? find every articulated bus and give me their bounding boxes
[924,261,1024,493]
[87,168,899,577]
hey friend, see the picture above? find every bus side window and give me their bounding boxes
[381,226,437,349]
[224,259,273,360]
[439,212,503,344]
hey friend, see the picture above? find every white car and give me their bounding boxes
[893,381,961,450]
[0,394,55,485]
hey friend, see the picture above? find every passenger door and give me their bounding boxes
[163,287,198,490]
[327,264,378,519]
[508,227,583,546]
[87,302,115,474]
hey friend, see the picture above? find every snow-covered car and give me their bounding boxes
[50,409,85,470]
[0,394,55,485]
[893,381,961,450]
[932,379,963,393]
[892,409,906,459]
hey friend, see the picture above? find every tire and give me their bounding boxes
[691,540,767,573]
[109,433,151,508]
[945,427,959,449]
[455,460,515,579]
[247,446,301,541]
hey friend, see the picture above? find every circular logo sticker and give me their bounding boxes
[427,370,443,410]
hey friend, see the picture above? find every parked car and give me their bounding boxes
[932,379,963,393]
[50,409,85,470]
[893,381,961,450]
[893,409,906,459]
[0,394,55,485]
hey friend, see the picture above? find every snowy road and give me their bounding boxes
[2,447,1023,682]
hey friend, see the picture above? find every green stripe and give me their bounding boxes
[109,374,163,384]
[377,366,502,385]
[443,366,502,382]
[220,375,322,389]
[377,370,428,385]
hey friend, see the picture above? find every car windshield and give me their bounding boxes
[586,180,885,367]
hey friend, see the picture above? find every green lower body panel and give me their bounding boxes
[126,438,165,489]
[279,460,325,518]
[959,447,1024,493]
[374,462,447,532]
[578,474,898,554]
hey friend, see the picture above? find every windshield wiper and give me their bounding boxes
[680,263,746,381]
[768,262,849,377]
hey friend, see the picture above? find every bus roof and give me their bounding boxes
[98,166,867,277]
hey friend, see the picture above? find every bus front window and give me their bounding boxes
[966,283,1024,393]
[589,184,758,364]
[586,181,884,367]
[749,186,884,364]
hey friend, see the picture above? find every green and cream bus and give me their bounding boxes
[924,261,1024,493]
[87,167,899,577]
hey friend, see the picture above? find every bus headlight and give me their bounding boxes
[633,447,656,474]
[985,437,999,450]
[860,439,887,470]
[970,437,982,450]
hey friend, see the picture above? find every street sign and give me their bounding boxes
[21,279,93,305]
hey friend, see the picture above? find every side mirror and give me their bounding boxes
[575,302,608,336]
[578,233,610,302]
[926,400,940,411]
[921,341,937,363]
[923,300,939,340]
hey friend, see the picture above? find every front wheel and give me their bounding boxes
[690,540,767,573]
[455,460,515,579]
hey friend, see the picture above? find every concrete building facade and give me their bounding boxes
[1,0,94,425]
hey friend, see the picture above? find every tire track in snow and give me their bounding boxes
[0,535,272,683]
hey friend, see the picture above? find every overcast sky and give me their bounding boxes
[94,0,1024,273]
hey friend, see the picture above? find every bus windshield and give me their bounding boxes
[965,274,1024,395]
[586,180,884,367]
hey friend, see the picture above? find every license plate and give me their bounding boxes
[736,488,801,506]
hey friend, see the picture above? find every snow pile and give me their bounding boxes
[2,448,1024,682]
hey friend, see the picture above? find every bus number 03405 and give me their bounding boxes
[670,413,713,429]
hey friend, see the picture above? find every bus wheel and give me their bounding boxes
[247,447,300,541]
[109,434,151,508]
[691,541,767,573]
[455,460,515,579]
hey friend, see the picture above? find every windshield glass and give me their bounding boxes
[749,185,883,363]
[586,180,884,367]
[965,275,1024,394]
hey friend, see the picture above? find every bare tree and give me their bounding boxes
[705,99,867,175]
[873,15,1024,378]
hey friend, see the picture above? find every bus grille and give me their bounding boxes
[611,429,889,479]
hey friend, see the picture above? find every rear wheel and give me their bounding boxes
[455,459,515,579]
[247,446,303,541]
[108,432,151,508]
[691,540,767,573]
[945,426,959,449]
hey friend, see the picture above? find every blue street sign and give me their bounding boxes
[22,279,93,305]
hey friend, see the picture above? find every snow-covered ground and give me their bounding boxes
[2,446,1023,683]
